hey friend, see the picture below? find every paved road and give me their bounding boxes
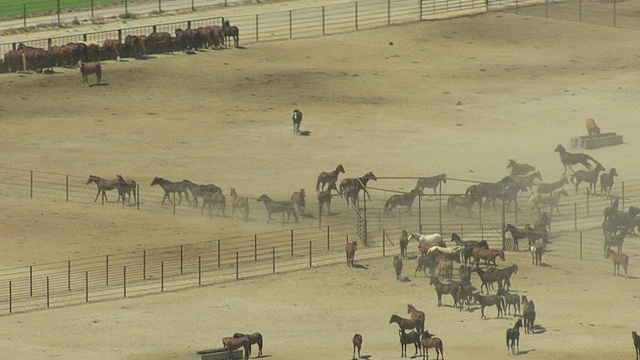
[0,0,233,31]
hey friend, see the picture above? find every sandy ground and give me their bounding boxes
[0,7,640,360]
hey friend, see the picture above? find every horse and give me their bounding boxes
[202,190,225,218]
[352,333,362,360]
[407,304,425,335]
[222,336,251,360]
[415,253,436,277]
[384,188,423,215]
[291,188,306,215]
[507,159,536,176]
[530,239,544,266]
[503,224,529,252]
[124,34,143,59]
[339,172,377,200]
[398,330,421,358]
[316,164,345,191]
[222,19,240,48]
[389,314,421,334]
[554,144,602,174]
[600,168,618,195]
[471,266,501,293]
[233,332,263,358]
[450,233,488,265]
[606,249,629,277]
[472,248,505,266]
[491,264,518,290]
[145,31,173,54]
[79,61,101,86]
[230,188,249,220]
[429,277,459,307]
[150,177,191,205]
[394,256,403,281]
[456,281,475,311]
[346,241,357,267]
[521,296,536,334]
[399,230,409,259]
[498,289,521,316]
[317,182,337,215]
[256,194,298,223]
[586,118,601,135]
[506,319,523,355]
[421,331,444,360]
[408,233,443,252]
[571,164,606,194]
[466,182,503,210]
[604,234,624,258]
[474,293,504,319]
[86,175,120,203]
[182,180,221,206]
[633,331,640,360]
[115,175,137,204]
[536,176,569,194]
[343,184,360,209]
[529,188,569,216]
[508,170,542,194]
[446,194,476,217]
[103,39,121,61]
[415,174,447,196]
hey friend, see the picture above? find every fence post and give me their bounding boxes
[105,255,109,286]
[515,0,518,14]
[91,0,94,19]
[579,231,583,260]
[67,260,71,291]
[419,0,423,20]
[198,256,201,285]
[57,0,61,25]
[254,235,258,261]
[355,2,359,30]
[46,276,50,308]
[272,247,276,273]
[418,195,422,233]
[123,266,127,298]
[383,230,386,256]
[29,266,33,297]
[613,0,617,27]
[322,6,326,35]
[23,4,26,29]
[217,240,221,268]
[586,190,590,217]
[309,241,312,267]
[438,185,443,235]
[173,192,176,215]
[65,175,69,202]
[191,0,194,11]
[574,203,578,230]
[158,0,162,13]
[85,271,89,302]
[387,0,391,25]
[143,250,146,280]
[378,209,381,232]
[161,261,164,292]
[579,0,582,22]
[180,245,184,274]
[9,281,12,313]
[137,184,140,210]
[30,171,33,199]
[125,0,129,16]
[622,181,625,209]
[545,0,548,18]
[290,230,294,256]
[327,226,330,251]
[289,10,293,39]
[319,203,322,230]
[256,15,259,42]
[236,252,239,279]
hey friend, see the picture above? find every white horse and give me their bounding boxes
[408,233,443,248]
[426,245,462,255]
[529,188,568,215]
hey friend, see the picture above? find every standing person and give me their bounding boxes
[292,109,303,134]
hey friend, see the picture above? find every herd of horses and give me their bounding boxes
[3,18,241,77]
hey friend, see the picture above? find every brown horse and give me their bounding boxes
[606,249,629,277]
[291,188,306,215]
[509,170,542,193]
[115,175,137,204]
[600,168,618,195]
[202,190,225,218]
[230,188,249,220]
[233,332,263,358]
[407,304,425,335]
[79,61,101,86]
[316,164,345,191]
[416,174,447,196]
[447,194,476,217]
[384,188,423,215]
[352,333,362,360]
[536,176,569,194]
[389,314,421,333]
[318,182,337,215]
[472,248,505,266]
[222,336,251,360]
[421,331,445,360]
[339,171,377,200]
[399,230,409,259]
[346,241,358,267]
[429,277,459,307]
[521,296,536,334]
[103,39,122,61]
[507,159,536,176]
[394,256,403,281]
[474,293,504,319]
[571,164,606,194]
[530,239,544,266]
[86,175,120,203]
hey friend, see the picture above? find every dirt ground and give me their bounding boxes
[1,5,640,359]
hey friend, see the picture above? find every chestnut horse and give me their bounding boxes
[222,336,251,360]
[407,304,425,335]
[586,118,601,135]
[230,188,249,220]
[79,61,101,86]
[318,182,337,215]
[233,332,263,358]
[507,159,536,176]
[346,241,358,267]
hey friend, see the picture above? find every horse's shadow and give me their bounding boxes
[400,276,412,283]
[538,263,552,268]
[89,83,110,87]
[514,348,537,355]
[531,325,547,334]
[352,264,368,270]
[298,130,311,136]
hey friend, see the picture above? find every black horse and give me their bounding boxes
[256,194,298,223]
[150,177,191,205]
[182,179,221,206]
[506,319,523,355]
[222,19,240,48]
[554,144,602,174]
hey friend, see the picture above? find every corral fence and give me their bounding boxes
[1,166,639,314]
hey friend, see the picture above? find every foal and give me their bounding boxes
[421,330,444,360]
[506,319,523,355]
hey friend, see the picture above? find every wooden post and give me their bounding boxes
[105,255,109,286]
[198,256,201,285]
[327,226,330,251]
[586,190,590,217]
[256,15,259,42]
[143,250,146,280]
[254,235,258,261]
[67,260,71,291]
[574,203,578,230]
[289,10,293,39]
[579,231,583,260]
[387,0,391,24]
[217,240,221,268]
[272,247,276,273]
[322,6,326,35]
[236,252,239,279]
[46,277,50,308]
[291,230,294,256]
[9,281,12,313]
[383,230,386,256]
[123,266,127,298]
[309,241,312,267]
[30,171,33,199]
[85,271,89,302]
[180,245,184,274]
[29,266,33,297]
[161,262,164,292]
[355,2,359,30]
[65,175,69,202]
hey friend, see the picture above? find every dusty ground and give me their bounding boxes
[0,6,640,360]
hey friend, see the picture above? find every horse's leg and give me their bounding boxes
[94,189,100,202]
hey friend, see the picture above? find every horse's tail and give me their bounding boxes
[585,154,603,168]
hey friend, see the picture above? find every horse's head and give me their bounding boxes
[299,189,306,198]
[256,194,269,202]
[366,172,377,181]
[150,177,162,187]
[534,170,543,182]
[554,145,565,153]
[337,164,345,173]
[86,175,98,185]
[439,174,447,183]
[559,189,569,197]
[610,168,619,177]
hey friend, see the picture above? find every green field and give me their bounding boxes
[0,0,122,18]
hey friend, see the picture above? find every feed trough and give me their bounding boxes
[188,348,243,360]
[570,132,623,149]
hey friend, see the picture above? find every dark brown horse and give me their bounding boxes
[555,144,602,174]
[318,182,337,215]
[340,171,377,200]
[233,332,263,358]
[86,175,120,203]
[507,159,536,176]
[115,174,137,204]
[103,39,122,61]
[399,230,409,259]
[256,194,297,223]
[202,190,225,218]
[384,188,423,215]
[571,164,606,194]
[416,174,447,196]
[421,331,445,360]
[222,336,251,360]
[407,304,425,335]
[150,177,191,205]
[352,333,362,360]
[316,164,345,191]
[600,168,618,195]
